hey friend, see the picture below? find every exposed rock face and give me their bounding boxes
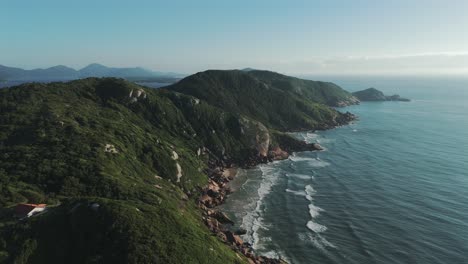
[225,231,244,246]
[128,88,147,102]
[212,211,234,224]
[255,123,270,157]
[175,163,182,182]
[104,144,118,153]
[353,88,410,102]
[268,147,289,160]
[334,95,360,107]
[238,117,271,157]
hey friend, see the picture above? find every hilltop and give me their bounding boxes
[166,70,357,131]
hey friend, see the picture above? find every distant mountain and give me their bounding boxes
[240,67,258,72]
[78,63,181,79]
[0,65,79,81]
[0,63,182,83]
[353,88,410,102]
[166,69,357,131]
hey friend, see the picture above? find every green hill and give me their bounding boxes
[0,72,355,263]
[352,87,410,102]
[0,78,270,263]
[166,70,357,131]
[245,70,358,106]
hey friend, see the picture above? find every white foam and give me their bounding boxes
[287,173,312,180]
[289,154,330,168]
[240,164,283,250]
[305,184,316,201]
[308,159,330,168]
[307,221,327,233]
[285,188,307,197]
[305,184,316,195]
[299,233,336,251]
[305,132,319,142]
[308,203,323,218]
[288,155,312,162]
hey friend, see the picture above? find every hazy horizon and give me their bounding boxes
[2,0,468,75]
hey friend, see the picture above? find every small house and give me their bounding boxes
[15,203,47,218]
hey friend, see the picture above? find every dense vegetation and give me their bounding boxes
[0,71,355,263]
[352,87,410,102]
[245,70,357,106]
[166,70,357,131]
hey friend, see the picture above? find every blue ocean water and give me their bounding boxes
[221,76,468,264]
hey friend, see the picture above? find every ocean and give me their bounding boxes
[220,76,468,264]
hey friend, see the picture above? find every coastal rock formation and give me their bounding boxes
[352,87,410,102]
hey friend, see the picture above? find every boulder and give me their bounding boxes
[225,231,243,246]
[205,217,220,232]
[235,228,247,235]
[217,231,227,242]
[268,146,289,160]
[212,211,234,224]
[200,194,213,207]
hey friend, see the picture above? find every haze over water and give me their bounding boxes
[221,76,468,264]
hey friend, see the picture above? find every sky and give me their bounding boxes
[1,0,468,75]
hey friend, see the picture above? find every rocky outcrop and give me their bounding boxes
[175,163,182,182]
[128,88,147,103]
[334,95,360,107]
[104,144,118,153]
[238,117,271,157]
[197,135,327,264]
[352,88,410,102]
[268,147,289,160]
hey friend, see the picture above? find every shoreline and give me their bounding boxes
[199,165,288,264]
[197,114,357,264]
[198,144,321,264]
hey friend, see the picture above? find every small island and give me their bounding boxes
[352,87,410,102]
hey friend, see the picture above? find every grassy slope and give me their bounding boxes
[165,70,352,131]
[0,78,257,263]
[245,70,355,106]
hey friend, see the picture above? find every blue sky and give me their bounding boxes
[2,0,468,74]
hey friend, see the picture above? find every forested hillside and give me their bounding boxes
[0,72,355,263]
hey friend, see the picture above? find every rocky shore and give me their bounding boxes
[197,142,325,263]
[196,113,357,263]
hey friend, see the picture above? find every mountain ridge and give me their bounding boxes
[0,63,182,82]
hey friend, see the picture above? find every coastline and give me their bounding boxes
[197,110,357,264]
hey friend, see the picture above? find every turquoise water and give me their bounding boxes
[221,76,468,264]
